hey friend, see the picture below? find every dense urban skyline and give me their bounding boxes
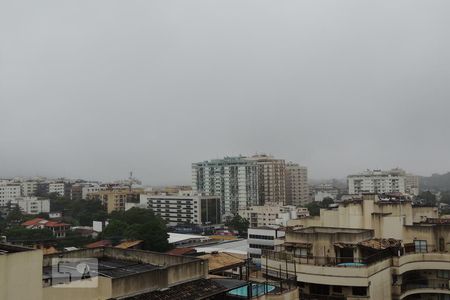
[2,0,450,185]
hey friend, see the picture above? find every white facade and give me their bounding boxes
[348,169,406,195]
[48,182,65,196]
[247,227,285,263]
[405,174,420,196]
[285,163,309,206]
[20,181,38,197]
[11,197,50,214]
[141,192,221,226]
[81,184,102,200]
[192,157,259,217]
[313,184,340,202]
[0,184,21,206]
[239,205,309,227]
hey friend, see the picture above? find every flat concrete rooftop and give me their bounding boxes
[0,243,34,254]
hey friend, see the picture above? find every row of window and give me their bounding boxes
[249,234,274,240]
[249,244,274,250]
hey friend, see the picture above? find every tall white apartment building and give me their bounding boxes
[11,197,50,214]
[48,182,65,196]
[285,162,309,206]
[20,181,38,197]
[405,173,420,196]
[0,184,21,206]
[140,191,221,226]
[348,169,406,195]
[192,157,259,216]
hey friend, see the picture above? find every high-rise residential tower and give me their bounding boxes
[192,154,288,216]
[285,162,309,206]
[192,156,259,216]
[247,154,286,206]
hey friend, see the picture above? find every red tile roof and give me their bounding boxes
[44,221,70,227]
[22,218,46,227]
[85,240,112,249]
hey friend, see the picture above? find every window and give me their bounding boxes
[352,287,367,296]
[414,240,427,253]
[438,270,450,279]
[249,244,274,250]
[249,234,274,240]
[332,286,342,294]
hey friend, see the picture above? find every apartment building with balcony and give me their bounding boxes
[192,156,259,217]
[239,205,309,227]
[20,180,39,196]
[263,194,450,299]
[86,189,140,213]
[141,191,221,226]
[192,154,290,217]
[11,196,50,214]
[0,183,21,207]
[248,154,287,206]
[348,169,407,195]
[285,162,309,206]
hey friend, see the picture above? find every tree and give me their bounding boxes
[440,191,450,205]
[4,227,53,242]
[418,191,437,206]
[102,208,171,252]
[226,215,249,237]
[306,201,321,216]
[6,206,25,224]
[321,197,334,208]
[102,219,128,243]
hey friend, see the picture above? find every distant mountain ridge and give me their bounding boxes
[420,172,450,191]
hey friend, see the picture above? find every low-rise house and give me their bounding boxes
[22,218,70,238]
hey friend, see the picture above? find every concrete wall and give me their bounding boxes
[43,247,209,299]
[43,276,112,300]
[111,269,168,298]
[367,259,392,299]
[0,248,43,300]
[412,206,438,223]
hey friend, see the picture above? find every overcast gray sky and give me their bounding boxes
[1,0,450,185]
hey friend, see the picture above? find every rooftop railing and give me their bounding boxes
[262,249,394,267]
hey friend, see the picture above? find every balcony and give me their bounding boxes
[262,250,393,287]
[397,279,450,299]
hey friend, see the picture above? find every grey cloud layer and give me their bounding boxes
[1,0,449,184]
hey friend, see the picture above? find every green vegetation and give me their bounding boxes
[440,191,450,205]
[102,208,171,252]
[417,191,437,206]
[50,197,108,226]
[305,197,335,216]
[420,172,450,191]
[225,215,249,237]
[3,227,54,242]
